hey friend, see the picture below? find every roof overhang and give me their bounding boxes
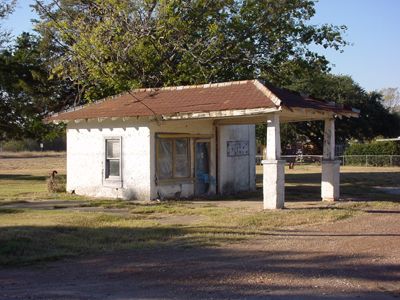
[55,107,282,125]
[46,79,359,125]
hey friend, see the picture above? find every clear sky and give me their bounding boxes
[311,0,400,92]
[2,0,400,92]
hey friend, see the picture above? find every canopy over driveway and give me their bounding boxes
[47,80,359,209]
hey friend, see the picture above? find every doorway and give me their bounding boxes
[195,140,210,196]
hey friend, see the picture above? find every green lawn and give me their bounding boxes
[0,153,399,266]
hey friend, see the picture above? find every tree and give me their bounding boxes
[0,32,77,141]
[257,73,400,152]
[380,87,400,112]
[289,73,400,144]
[0,0,15,48]
[36,0,398,151]
[34,0,348,101]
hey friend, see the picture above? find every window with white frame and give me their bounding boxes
[105,138,121,179]
[156,137,190,180]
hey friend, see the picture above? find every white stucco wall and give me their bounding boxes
[218,125,256,194]
[66,119,256,201]
[66,119,151,200]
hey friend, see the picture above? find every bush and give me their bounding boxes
[344,140,400,166]
[43,136,66,151]
[1,139,40,152]
[0,137,66,152]
[345,141,400,156]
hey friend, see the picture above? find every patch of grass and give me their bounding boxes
[237,208,356,230]
[0,206,252,265]
[0,201,365,266]
[0,154,67,202]
[80,200,233,219]
[0,151,65,159]
[336,200,400,210]
[79,199,136,208]
[0,170,86,203]
[129,202,229,217]
[1,197,399,266]
[0,208,22,214]
[1,155,399,266]
[279,165,400,202]
[0,210,174,265]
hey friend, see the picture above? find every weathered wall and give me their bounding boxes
[66,119,256,201]
[218,125,256,194]
[66,119,151,200]
[149,119,216,199]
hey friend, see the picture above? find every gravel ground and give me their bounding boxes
[0,209,399,300]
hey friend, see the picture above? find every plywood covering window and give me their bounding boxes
[105,138,121,179]
[156,138,190,180]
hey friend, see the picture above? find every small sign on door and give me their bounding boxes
[227,141,249,157]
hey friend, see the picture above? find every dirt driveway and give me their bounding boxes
[1,209,399,300]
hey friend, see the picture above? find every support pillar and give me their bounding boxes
[321,118,340,201]
[321,160,340,201]
[262,113,285,209]
[263,160,285,209]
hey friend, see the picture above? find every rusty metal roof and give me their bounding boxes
[46,79,357,122]
[263,82,356,114]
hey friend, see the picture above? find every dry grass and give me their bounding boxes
[0,201,360,265]
[0,152,81,202]
[0,151,65,159]
[256,164,400,202]
[0,153,65,175]
[0,155,399,265]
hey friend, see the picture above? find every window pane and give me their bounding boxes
[174,139,190,177]
[106,159,120,177]
[106,140,120,158]
[157,139,173,179]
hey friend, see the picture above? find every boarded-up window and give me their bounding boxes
[174,139,190,178]
[157,137,190,180]
[157,139,173,179]
[105,138,121,178]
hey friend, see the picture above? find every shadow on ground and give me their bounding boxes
[0,174,47,181]
[0,224,399,299]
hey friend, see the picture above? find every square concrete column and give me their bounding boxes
[321,118,340,201]
[321,160,340,201]
[262,159,285,209]
[262,113,285,209]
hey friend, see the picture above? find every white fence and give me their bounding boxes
[339,155,400,167]
[256,155,400,167]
